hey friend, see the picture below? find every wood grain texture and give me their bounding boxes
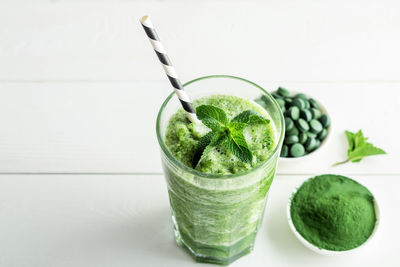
[0,174,397,267]
[0,0,400,81]
[0,1,399,174]
[0,81,398,174]
[0,2,398,267]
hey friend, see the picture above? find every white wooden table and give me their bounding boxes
[0,1,399,266]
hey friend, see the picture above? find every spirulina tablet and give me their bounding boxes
[286,126,299,136]
[292,98,306,109]
[278,87,290,97]
[305,137,317,151]
[294,93,308,100]
[271,93,281,99]
[285,98,293,108]
[281,145,289,157]
[299,132,308,144]
[318,128,328,140]
[309,98,319,108]
[311,108,321,119]
[261,94,271,103]
[319,114,330,128]
[290,143,305,157]
[285,135,299,145]
[307,132,317,139]
[285,117,294,131]
[276,98,285,108]
[300,109,312,122]
[288,106,300,120]
[310,119,323,134]
[304,100,310,109]
[297,118,310,132]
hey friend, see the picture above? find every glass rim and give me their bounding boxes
[156,74,285,179]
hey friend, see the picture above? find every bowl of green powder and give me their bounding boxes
[287,174,379,255]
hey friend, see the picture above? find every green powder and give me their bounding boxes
[290,174,377,251]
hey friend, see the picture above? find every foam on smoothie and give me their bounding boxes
[165,94,277,175]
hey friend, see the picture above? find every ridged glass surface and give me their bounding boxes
[156,76,284,265]
[162,151,278,265]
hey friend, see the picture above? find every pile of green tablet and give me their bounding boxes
[271,87,330,158]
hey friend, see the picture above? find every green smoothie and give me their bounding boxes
[162,94,279,265]
[166,95,276,174]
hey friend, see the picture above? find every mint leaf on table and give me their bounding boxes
[345,130,356,152]
[348,142,386,162]
[192,106,269,167]
[333,130,386,166]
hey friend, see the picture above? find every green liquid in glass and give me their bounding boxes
[163,95,279,265]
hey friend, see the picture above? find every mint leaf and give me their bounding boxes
[231,110,255,123]
[228,122,247,132]
[225,127,252,163]
[248,115,270,124]
[196,105,229,131]
[348,142,386,162]
[231,110,270,125]
[354,130,368,148]
[192,131,214,168]
[192,130,228,168]
[333,130,386,166]
[192,105,257,167]
[345,130,355,152]
[210,130,228,147]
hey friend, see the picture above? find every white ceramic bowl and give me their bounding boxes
[287,178,380,256]
[279,93,332,162]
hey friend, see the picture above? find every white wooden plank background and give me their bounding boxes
[1,0,400,82]
[0,81,398,174]
[0,0,399,174]
[0,1,399,266]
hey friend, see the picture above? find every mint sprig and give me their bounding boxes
[192,105,270,168]
[226,126,252,164]
[333,130,386,166]
[196,105,229,131]
[231,110,269,124]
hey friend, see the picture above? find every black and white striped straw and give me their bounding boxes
[140,16,200,123]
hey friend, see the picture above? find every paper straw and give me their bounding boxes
[140,16,200,123]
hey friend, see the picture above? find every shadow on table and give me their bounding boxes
[48,206,195,265]
[264,198,318,258]
[129,207,194,263]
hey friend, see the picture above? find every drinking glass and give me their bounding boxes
[156,75,284,265]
